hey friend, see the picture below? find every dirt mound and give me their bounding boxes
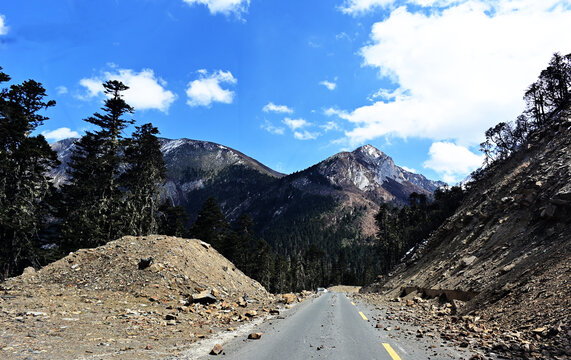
[0,235,285,359]
[363,116,571,359]
[7,235,268,302]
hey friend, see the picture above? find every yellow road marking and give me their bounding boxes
[358,311,367,321]
[351,301,355,306]
[382,343,402,360]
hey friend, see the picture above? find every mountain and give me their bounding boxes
[49,137,444,283]
[157,138,284,217]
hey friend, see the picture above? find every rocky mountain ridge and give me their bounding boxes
[50,137,443,224]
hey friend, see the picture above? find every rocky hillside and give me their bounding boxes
[363,115,571,358]
[0,235,311,359]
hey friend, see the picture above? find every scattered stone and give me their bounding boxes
[282,293,296,304]
[190,290,217,305]
[461,256,478,267]
[500,264,515,274]
[248,332,262,340]
[138,257,154,270]
[210,344,223,355]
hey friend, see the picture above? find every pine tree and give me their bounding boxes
[230,214,255,271]
[0,69,59,279]
[189,197,230,251]
[250,238,273,290]
[158,204,189,237]
[120,123,166,236]
[60,80,134,250]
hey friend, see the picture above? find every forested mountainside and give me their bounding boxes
[49,137,444,289]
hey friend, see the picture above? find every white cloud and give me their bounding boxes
[324,107,350,119]
[294,130,320,140]
[321,121,341,132]
[339,0,395,15]
[42,127,80,142]
[423,142,484,184]
[186,70,237,107]
[79,68,176,113]
[401,166,417,173]
[263,102,293,114]
[261,120,285,135]
[283,118,309,130]
[182,0,249,17]
[0,15,8,35]
[79,78,102,98]
[56,86,68,95]
[337,0,571,148]
[319,80,337,91]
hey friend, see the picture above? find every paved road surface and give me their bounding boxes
[192,292,465,360]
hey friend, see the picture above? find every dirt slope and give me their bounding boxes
[0,235,300,359]
[362,116,571,359]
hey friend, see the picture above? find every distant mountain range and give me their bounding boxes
[50,137,445,257]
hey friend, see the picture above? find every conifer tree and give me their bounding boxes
[121,123,166,236]
[0,68,58,279]
[230,214,255,271]
[158,204,189,237]
[60,80,134,250]
[189,197,230,251]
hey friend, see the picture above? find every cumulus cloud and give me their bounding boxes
[335,0,571,149]
[186,70,237,107]
[283,118,310,130]
[0,15,8,35]
[423,142,484,184]
[294,130,320,140]
[79,68,176,113]
[182,0,250,17]
[319,80,337,91]
[42,127,80,142]
[263,102,293,114]
[261,120,285,135]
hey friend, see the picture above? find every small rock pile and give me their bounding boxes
[357,291,569,360]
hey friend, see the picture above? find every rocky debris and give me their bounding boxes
[357,292,570,360]
[281,293,296,304]
[248,332,263,340]
[0,235,288,359]
[210,343,223,355]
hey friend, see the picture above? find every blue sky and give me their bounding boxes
[1,0,570,183]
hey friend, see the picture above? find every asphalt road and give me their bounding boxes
[193,292,466,360]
